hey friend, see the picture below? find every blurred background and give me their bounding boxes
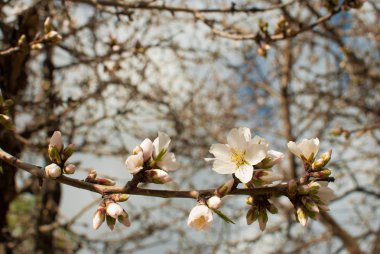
[0,0,379,253]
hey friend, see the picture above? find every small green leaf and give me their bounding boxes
[212,208,235,224]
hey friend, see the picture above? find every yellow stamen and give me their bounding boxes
[230,148,246,167]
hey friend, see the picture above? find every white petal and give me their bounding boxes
[251,135,267,145]
[209,143,231,162]
[235,164,253,183]
[140,138,153,161]
[259,170,284,184]
[245,143,268,165]
[287,141,302,158]
[318,186,336,204]
[238,127,251,141]
[298,138,319,159]
[212,160,235,174]
[227,128,247,150]
[153,132,171,157]
[157,152,179,171]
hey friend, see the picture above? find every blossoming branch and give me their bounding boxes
[0,127,336,232]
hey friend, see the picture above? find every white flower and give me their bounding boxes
[153,132,179,171]
[45,163,62,179]
[140,138,154,161]
[187,204,213,231]
[207,127,268,183]
[207,196,222,209]
[49,131,63,152]
[106,203,124,219]
[125,151,144,174]
[288,138,319,161]
[315,182,336,205]
[93,207,105,230]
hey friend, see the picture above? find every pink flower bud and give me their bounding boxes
[93,206,106,230]
[144,169,172,184]
[106,203,123,219]
[45,163,62,179]
[49,131,63,152]
[125,152,144,174]
[63,164,76,174]
[207,196,222,209]
[140,138,153,161]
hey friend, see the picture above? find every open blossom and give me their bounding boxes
[153,132,179,171]
[207,127,268,183]
[187,204,213,230]
[288,138,319,161]
[125,151,144,174]
[49,131,63,152]
[45,163,62,179]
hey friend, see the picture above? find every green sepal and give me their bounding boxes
[49,146,62,164]
[0,114,13,130]
[211,208,235,224]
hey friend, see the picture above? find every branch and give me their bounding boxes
[0,147,289,199]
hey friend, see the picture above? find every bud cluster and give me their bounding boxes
[30,17,62,51]
[45,131,76,179]
[93,198,131,230]
[84,169,115,186]
[245,196,278,231]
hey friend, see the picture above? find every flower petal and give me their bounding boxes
[209,143,231,162]
[157,152,179,171]
[153,132,171,157]
[238,127,251,141]
[245,143,267,165]
[287,141,302,158]
[235,164,253,183]
[227,128,247,150]
[298,138,319,160]
[212,160,235,174]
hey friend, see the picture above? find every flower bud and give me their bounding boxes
[245,196,254,205]
[106,215,116,231]
[302,197,319,213]
[63,164,76,174]
[43,31,62,44]
[93,206,106,230]
[48,146,61,164]
[312,158,325,171]
[125,152,144,174]
[109,194,129,202]
[310,168,331,178]
[297,185,310,195]
[45,163,62,179]
[44,17,53,34]
[246,207,259,225]
[144,169,172,184]
[61,144,74,162]
[288,179,297,197]
[207,196,222,210]
[320,149,332,164]
[140,138,153,162]
[94,178,116,186]
[258,208,268,231]
[215,178,235,197]
[117,210,131,227]
[106,202,123,219]
[85,169,97,182]
[49,131,63,153]
[31,43,43,50]
[296,207,308,227]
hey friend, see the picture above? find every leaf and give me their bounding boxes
[212,208,235,224]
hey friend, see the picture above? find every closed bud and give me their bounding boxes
[61,144,74,161]
[321,150,332,164]
[95,178,116,186]
[310,168,331,178]
[106,215,116,231]
[245,196,254,205]
[118,210,131,227]
[288,179,297,196]
[207,196,222,210]
[48,146,61,164]
[296,207,308,227]
[85,169,97,182]
[45,163,62,179]
[44,17,53,33]
[330,127,343,136]
[17,34,26,47]
[93,206,106,230]
[297,185,310,195]
[63,164,76,174]
[31,43,43,50]
[312,158,325,171]
[49,131,63,153]
[246,207,259,225]
[106,202,123,219]
[109,194,129,202]
[144,169,172,184]
[267,203,278,214]
[308,182,320,193]
[216,179,235,197]
[302,197,319,213]
[43,31,62,44]
[258,208,268,231]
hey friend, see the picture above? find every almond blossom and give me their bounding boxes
[207,127,268,183]
[187,204,213,230]
[152,132,179,171]
[287,138,320,161]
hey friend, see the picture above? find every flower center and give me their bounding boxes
[230,148,246,167]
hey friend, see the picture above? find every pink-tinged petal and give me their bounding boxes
[227,128,247,150]
[235,164,253,183]
[212,160,235,174]
[49,131,63,152]
[140,138,153,161]
[245,143,267,165]
[125,152,144,174]
[209,143,231,162]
